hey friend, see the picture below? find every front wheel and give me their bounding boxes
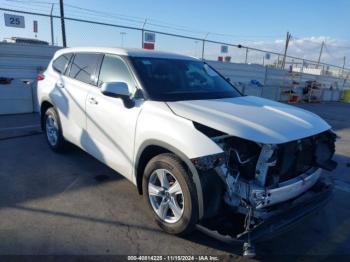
[142,153,199,235]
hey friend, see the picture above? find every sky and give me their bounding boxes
[0,0,349,67]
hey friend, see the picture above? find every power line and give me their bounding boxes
[0,4,348,70]
[3,0,281,40]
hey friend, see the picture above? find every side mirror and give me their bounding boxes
[101,82,135,108]
[101,82,130,98]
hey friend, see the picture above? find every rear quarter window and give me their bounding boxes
[52,53,72,74]
[69,53,102,85]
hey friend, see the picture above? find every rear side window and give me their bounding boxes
[69,53,101,85]
[52,53,72,74]
[98,54,135,91]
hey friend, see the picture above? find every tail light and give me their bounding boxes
[37,73,45,81]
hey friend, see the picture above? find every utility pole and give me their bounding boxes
[59,0,67,47]
[245,48,249,64]
[316,40,325,69]
[281,31,291,69]
[50,3,55,46]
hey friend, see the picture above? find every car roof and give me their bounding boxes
[54,46,198,61]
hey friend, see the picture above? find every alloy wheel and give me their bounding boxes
[148,168,184,223]
[46,114,59,146]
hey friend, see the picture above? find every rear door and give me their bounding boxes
[58,52,103,147]
[85,54,143,179]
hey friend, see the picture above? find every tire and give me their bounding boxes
[44,107,67,152]
[142,153,199,235]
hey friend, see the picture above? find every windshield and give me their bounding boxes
[130,57,241,101]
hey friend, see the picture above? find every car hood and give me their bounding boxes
[166,96,331,144]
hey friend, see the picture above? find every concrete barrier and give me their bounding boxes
[0,79,34,114]
[0,42,60,115]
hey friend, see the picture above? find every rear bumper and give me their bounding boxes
[238,176,333,241]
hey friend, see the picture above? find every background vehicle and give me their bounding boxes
[37,47,337,257]
[3,37,49,45]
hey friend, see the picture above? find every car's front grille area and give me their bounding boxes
[268,131,335,184]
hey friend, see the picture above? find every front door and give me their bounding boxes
[85,54,143,180]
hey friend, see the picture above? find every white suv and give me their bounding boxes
[37,47,336,256]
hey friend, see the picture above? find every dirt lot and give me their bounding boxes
[0,102,349,260]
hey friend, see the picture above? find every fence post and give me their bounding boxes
[261,66,268,98]
[141,30,144,48]
[201,33,209,61]
[301,59,305,73]
[141,19,147,49]
[50,3,54,46]
[201,40,205,60]
[59,0,67,47]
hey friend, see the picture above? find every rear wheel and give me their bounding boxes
[44,107,67,152]
[142,153,199,235]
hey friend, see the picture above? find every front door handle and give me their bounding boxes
[89,97,98,105]
[57,81,64,88]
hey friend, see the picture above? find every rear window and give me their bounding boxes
[68,53,102,85]
[52,53,72,74]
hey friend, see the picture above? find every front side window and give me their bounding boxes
[69,53,101,85]
[52,53,72,74]
[130,57,240,101]
[98,54,135,92]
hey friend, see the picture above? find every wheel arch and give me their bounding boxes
[40,100,55,130]
[135,139,204,219]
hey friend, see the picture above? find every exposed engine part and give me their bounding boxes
[212,131,336,212]
[243,239,256,258]
[197,130,336,259]
[268,131,337,184]
[216,136,260,180]
[255,144,277,186]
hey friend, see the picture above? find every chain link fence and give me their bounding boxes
[1,7,349,81]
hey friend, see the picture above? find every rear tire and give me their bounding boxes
[44,107,67,153]
[142,153,199,235]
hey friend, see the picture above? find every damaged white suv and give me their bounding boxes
[38,47,337,256]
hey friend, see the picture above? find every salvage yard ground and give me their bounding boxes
[0,102,349,259]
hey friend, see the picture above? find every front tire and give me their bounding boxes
[142,153,199,235]
[44,107,67,152]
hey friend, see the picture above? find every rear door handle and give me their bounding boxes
[89,97,98,105]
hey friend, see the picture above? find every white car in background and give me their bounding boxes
[37,47,337,257]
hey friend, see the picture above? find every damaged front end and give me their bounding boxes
[192,123,337,256]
